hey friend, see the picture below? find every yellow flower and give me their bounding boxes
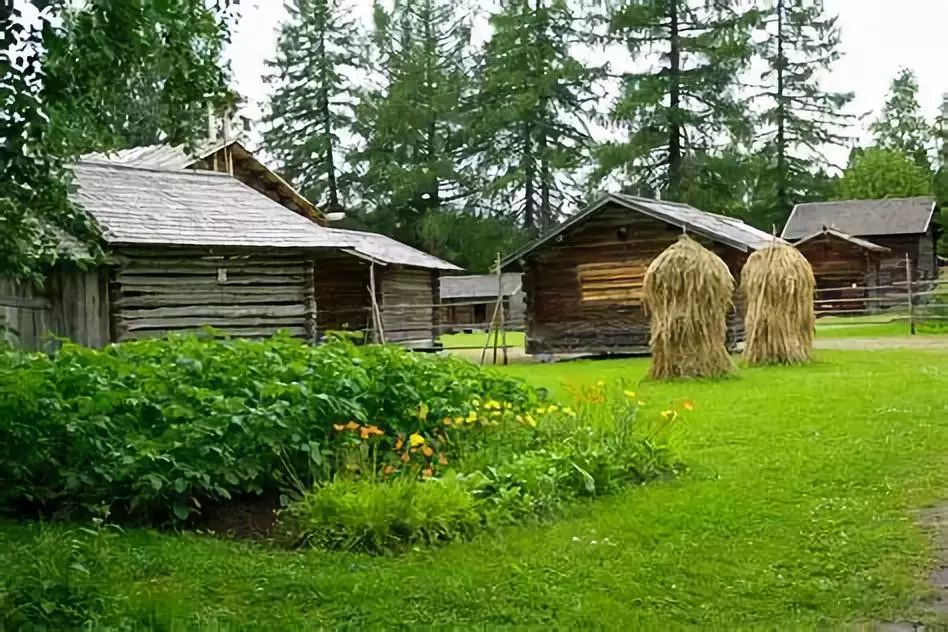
[638,400,646,407]
[466,410,478,423]
[485,400,501,410]
[516,414,524,424]
[535,406,547,415]
[409,433,425,447]
[596,380,605,387]
[660,409,678,420]
[682,400,695,411]
[454,416,465,426]
[332,423,345,432]
[503,402,513,410]
[525,414,537,428]
[562,407,576,418]
[624,390,636,400]
[547,404,559,413]
[416,403,429,421]
[471,399,481,408]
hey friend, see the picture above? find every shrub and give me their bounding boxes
[0,333,542,523]
[275,478,480,554]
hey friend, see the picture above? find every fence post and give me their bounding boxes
[905,253,915,335]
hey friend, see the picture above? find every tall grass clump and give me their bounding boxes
[741,242,815,365]
[643,235,734,379]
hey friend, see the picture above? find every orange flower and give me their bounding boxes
[682,400,695,411]
[438,453,448,465]
[344,420,359,431]
[361,424,383,439]
[395,436,404,450]
[422,467,433,478]
[332,423,345,432]
[421,445,434,457]
[383,465,396,475]
[400,451,410,463]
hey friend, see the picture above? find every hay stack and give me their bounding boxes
[643,234,735,379]
[740,242,815,365]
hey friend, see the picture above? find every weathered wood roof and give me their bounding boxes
[794,228,890,253]
[502,193,779,269]
[782,197,937,240]
[440,273,523,299]
[83,140,321,222]
[71,162,460,270]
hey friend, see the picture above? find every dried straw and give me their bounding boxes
[643,234,735,379]
[740,242,815,365]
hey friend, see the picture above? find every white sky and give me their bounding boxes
[226,0,947,167]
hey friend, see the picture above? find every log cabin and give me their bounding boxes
[501,193,778,356]
[439,273,524,333]
[792,228,890,312]
[781,197,941,286]
[0,161,458,351]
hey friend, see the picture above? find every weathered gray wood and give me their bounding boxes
[118,304,306,320]
[117,315,304,332]
[0,294,51,309]
[116,273,305,286]
[113,291,306,308]
[120,326,307,340]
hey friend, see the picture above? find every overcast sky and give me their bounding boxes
[225,0,948,167]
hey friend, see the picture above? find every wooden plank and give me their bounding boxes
[113,291,306,308]
[117,315,304,332]
[118,304,306,320]
[116,274,305,286]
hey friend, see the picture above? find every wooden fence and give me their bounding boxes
[814,255,948,334]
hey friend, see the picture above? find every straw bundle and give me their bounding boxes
[740,242,815,365]
[643,234,735,379]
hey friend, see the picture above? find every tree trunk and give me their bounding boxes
[523,119,536,232]
[775,0,788,214]
[667,0,682,195]
[317,12,341,212]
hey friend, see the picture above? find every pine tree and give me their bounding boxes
[472,0,599,232]
[350,0,473,234]
[870,68,932,170]
[264,0,358,212]
[753,0,852,227]
[597,0,757,201]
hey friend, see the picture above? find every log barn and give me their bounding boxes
[0,161,458,350]
[501,194,777,356]
[792,228,889,312]
[781,197,941,286]
[439,273,524,333]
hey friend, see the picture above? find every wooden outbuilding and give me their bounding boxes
[781,197,941,285]
[792,228,889,311]
[0,161,458,350]
[501,194,777,356]
[439,273,524,332]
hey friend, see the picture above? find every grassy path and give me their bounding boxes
[3,350,947,628]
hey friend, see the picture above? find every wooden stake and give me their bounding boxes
[369,262,386,344]
[905,253,915,335]
[480,297,502,366]
[497,252,508,365]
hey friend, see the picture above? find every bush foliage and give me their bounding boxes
[0,334,540,522]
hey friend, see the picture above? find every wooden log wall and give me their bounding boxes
[312,254,370,338]
[379,267,436,345]
[523,204,747,355]
[796,235,876,311]
[0,267,109,350]
[111,248,310,341]
[872,235,922,286]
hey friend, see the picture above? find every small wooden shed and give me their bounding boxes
[782,197,941,285]
[793,228,889,312]
[0,161,459,350]
[439,273,524,333]
[501,194,777,356]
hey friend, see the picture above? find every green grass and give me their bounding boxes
[440,330,525,349]
[3,350,948,628]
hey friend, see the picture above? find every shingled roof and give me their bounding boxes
[71,161,460,270]
[502,193,778,268]
[83,140,321,221]
[794,228,890,253]
[441,273,523,300]
[781,197,937,241]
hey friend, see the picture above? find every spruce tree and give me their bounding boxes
[350,0,473,234]
[753,0,852,227]
[472,0,599,232]
[870,68,932,170]
[264,0,358,212]
[597,0,757,201]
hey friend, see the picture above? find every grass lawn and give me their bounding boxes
[440,330,526,349]
[3,350,948,628]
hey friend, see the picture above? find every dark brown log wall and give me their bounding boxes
[796,236,879,311]
[523,204,747,355]
[313,254,370,339]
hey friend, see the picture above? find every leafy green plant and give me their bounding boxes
[0,333,541,523]
[275,477,480,554]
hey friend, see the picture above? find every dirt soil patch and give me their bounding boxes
[194,492,282,539]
